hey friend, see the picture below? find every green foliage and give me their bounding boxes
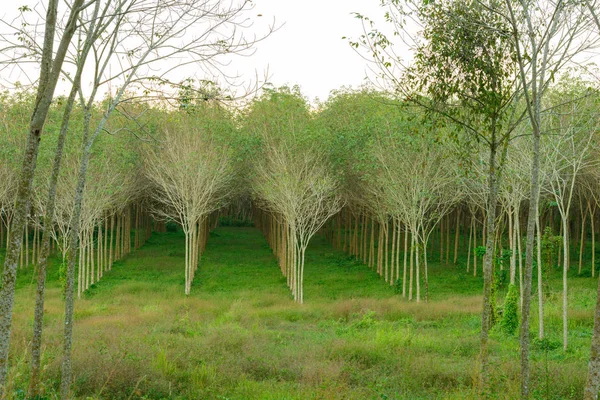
[58,260,67,298]
[541,226,562,270]
[475,245,486,257]
[409,0,518,139]
[501,284,519,335]
[394,278,402,295]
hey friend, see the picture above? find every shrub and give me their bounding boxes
[501,284,519,335]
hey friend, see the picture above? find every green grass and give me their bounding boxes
[1,227,597,399]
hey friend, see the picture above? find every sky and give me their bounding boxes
[0,0,391,102]
[227,0,388,102]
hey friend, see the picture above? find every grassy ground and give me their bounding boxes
[1,227,597,399]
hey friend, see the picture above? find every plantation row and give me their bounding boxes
[0,0,599,397]
[2,81,600,336]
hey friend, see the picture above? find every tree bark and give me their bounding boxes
[0,0,84,386]
[479,142,499,396]
[520,128,540,398]
[585,262,600,400]
[28,70,83,397]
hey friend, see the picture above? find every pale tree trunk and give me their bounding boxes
[474,219,478,277]
[562,215,569,351]
[391,219,396,285]
[516,205,523,293]
[60,109,95,398]
[416,239,420,303]
[384,221,389,282]
[536,210,544,340]
[454,208,460,265]
[509,206,516,283]
[589,201,596,278]
[0,0,84,387]
[423,234,429,302]
[580,198,588,274]
[28,74,82,397]
[520,128,541,398]
[409,232,415,301]
[585,268,600,399]
[396,221,401,285]
[467,214,473,273]
[403,227,408,297]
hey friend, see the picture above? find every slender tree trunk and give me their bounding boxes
[424,234,429,302]
[403,227,408,298]
[391,219,396,285]
[28,75,81,396]
[454,208,461,265]
[585,262,600,399]
[1,0,82,388]
[509,206,515,283]
[409,232,415,301]
[396,220,401,286]
[416,239,420,303]
[467,214,473,273]
[562,214,569,351]
[474,218,478,277]
[520,124,541,398]
[592,204,596,278]
[580,198,587,274]
[446,214,451,265]
[384,221,389,283]
[479,143,499,395]
[536,209,544,340]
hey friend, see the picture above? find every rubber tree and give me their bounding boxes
[54,1,271,395]
[349,0,524,392]
[318,89,401,282]
[145,107,234,295]
[247,87,344,303]
[503,0,600,395]
[370,116,459,302]
[0,0,86,389]
[542,82,599,352]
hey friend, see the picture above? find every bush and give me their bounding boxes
[501,284,519,335]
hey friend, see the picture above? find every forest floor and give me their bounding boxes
[1,226,598,399]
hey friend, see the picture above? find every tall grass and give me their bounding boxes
[0,227,596,399]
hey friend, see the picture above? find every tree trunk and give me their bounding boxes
[536,209,544,340]
[403,227,408,298]
[562,215,569,351]
[467,215,473,273]
[479,143,499,396]
[585,264,600,399]
[391,219,396,285]
[454,208,461,265]
[509,206,516,283]
[409,232,415,301]
[520,121,541,398]
[28,74,82,396]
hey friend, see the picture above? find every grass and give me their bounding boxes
[0,227,597,399]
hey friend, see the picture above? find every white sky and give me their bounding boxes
[230,0,387,102]
[0,0,389,103]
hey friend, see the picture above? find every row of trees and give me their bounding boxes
[0,0,600,398]
[0,0,271,397]
[348,0,600,396]
[1,74,600,400]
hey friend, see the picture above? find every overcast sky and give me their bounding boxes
[237,0,387,102]
[0,1,389,102]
